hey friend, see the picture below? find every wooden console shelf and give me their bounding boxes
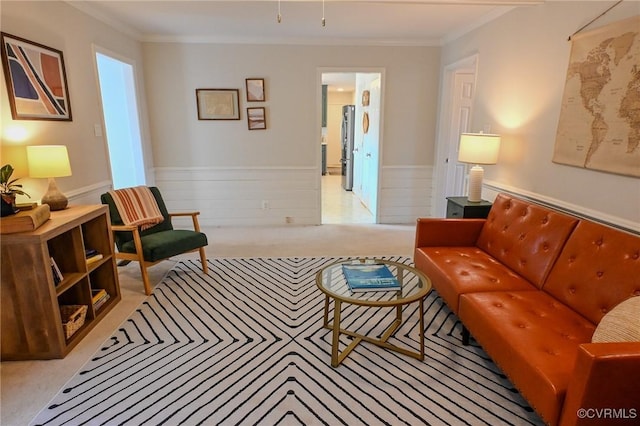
[1,205,121,360]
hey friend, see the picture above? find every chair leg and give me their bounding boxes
[130,228,152,295]
[139,262,152,295]
[199,247,208,274]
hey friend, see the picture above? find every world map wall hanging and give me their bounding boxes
[553,15,639,177]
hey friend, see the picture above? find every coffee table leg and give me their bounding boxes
[323,295,330,328]
[331,299,342,367]
[419,297,425,360]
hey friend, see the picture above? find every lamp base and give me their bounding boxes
[467,165,484,203]
[41,177,68,211]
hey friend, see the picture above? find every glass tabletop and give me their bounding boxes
[315,258,431,307]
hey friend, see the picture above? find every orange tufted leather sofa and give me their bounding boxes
[414,193,640,426]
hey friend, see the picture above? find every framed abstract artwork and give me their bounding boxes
[196,88,240,120]
[245,78,265,102]
[247,107,266,130]
[1,33,72,121]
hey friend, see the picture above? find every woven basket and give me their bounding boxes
[60,305,88,339]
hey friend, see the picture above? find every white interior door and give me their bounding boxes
[445,72,475,198]
[360,77,381,211]
[433,55,478,217]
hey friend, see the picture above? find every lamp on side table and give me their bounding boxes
[458,133,501,202]
[27,145,72,211]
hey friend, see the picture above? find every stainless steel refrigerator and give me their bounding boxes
[340,105,355,191]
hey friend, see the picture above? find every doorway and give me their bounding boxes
[320,70,383,224]
[94,49,146,190]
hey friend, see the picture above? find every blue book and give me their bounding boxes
[342,263,401,292]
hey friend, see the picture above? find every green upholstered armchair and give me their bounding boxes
[101,186,208,295]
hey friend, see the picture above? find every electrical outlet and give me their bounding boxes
[261,200,269,210]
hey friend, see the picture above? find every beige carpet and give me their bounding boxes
[1,223,414,426]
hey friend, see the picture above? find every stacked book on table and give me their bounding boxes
[91,289,110,311]
[342,263,401,292]
[0,204,50,234]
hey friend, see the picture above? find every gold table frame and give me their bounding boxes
[316,259,432,367]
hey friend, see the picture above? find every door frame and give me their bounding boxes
[316,67,385,225]
[433,54,479,217]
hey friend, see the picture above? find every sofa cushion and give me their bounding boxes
[458,290,596,426]
[476,194,578,289]
[542,220,640,325]
[591,296,640,343]
[415,247,536,313]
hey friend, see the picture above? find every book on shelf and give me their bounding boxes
[342,263,401,292]
[86,253,104,265]
[85,248,99,258]
[91,289,110,310]
[50,257,64,285]
[85,248,103,264]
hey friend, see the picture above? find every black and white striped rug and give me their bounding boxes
[32,257,543,426]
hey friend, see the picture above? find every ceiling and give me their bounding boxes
[68,0,543,46]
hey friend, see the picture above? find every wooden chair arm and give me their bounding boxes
[168,212,202,232]
[169,212,201,217]
[111,224,138,232]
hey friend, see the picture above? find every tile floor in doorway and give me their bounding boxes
[321,173,374,224]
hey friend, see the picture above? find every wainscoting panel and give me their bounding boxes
[155,167,319,226]
[378,166,433,224]
[156,166,434,226]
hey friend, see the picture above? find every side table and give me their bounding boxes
[446,196,492,219]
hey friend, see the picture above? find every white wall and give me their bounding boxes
[440,1,640,231]
[0,1,150,205]
[143,43,440,225]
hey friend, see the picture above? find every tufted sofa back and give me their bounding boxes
[542,220,640,325]
[476,194,578,288]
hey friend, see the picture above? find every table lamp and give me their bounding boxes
[27,145,72,211]
[458,133,501,203]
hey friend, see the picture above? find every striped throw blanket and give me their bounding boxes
[108,186,164,230]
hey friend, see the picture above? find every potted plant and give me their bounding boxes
[1,164,30,217]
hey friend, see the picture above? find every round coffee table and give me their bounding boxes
[315,258,432,367]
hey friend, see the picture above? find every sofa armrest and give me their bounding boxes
[415,218,485,248]
[559,342,640,426]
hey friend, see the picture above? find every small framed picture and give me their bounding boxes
[247,107,266,130]
[196,88,240,120]
[1,32,72,121]
[245,78,265,102]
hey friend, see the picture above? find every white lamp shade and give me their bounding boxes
[458,133,501,165]
[27,145,72,178]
